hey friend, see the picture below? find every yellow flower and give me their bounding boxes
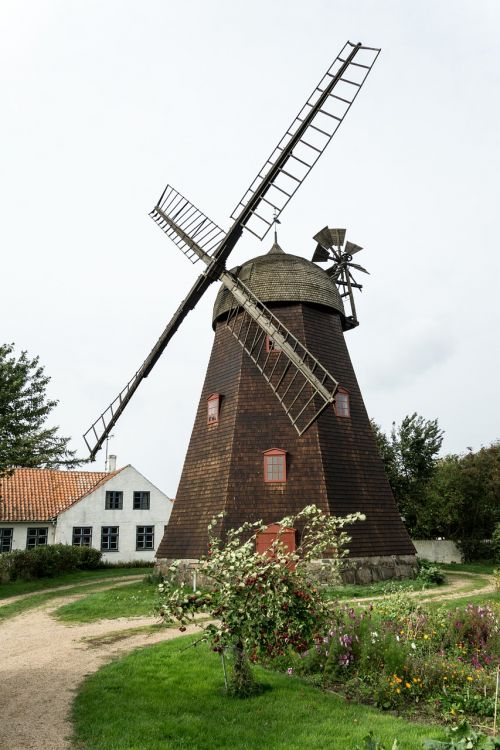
[405,682,411,689]
[423,634,429,640]
[396,688,401,694]
[466,676,473,682]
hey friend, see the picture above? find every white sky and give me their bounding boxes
[1,0,499,496]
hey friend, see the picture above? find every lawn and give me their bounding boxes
[55,580,161,622]
[53,565,496,624]
[439,561,497,575]
[0,566,148,600]
[325,577,442,600]
[72,636,442,750]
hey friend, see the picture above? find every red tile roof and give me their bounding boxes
[0,467,124,522]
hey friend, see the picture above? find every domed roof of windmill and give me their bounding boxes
[212,243,345,328]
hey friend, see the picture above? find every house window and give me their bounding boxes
[105,491,123,509]
[207,393,220,424]
[26,527,48,549]
[101,526,119,551]
[133,491,150,510]
[335,388,350,418]
[265,335,282,352]
[136,525,155,550]
[263,448,287,483]
[0,528,13,553]
[72,527,92,547]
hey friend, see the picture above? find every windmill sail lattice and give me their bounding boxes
[231,42,380,239]
[84,40,380,459]
[150,185,226,264]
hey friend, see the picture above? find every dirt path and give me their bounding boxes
[0,574,145,607]
[0,592,198,750]
[0,572,495,750]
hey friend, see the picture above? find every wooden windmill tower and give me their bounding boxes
[85,42,416,582]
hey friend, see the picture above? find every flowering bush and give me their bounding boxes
[157,505,364,695]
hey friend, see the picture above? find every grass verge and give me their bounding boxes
[0,567,147,600]
[72,636,442,750]
[0,578,146,623]
[325,577,441,600]
[54,581,160,623]
[439,562,497,575]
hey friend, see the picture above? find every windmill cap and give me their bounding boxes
[212,246,346,328]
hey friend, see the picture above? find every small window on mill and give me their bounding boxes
[335,388,350,418]
[265,335,282,353]
[263,448,287,483]
[207,393,220,425]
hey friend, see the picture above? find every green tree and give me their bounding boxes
[0,343,78,479]
[371,413,444,535]
[421,443,499,556]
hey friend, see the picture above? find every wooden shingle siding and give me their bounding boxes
[157,300,414,561]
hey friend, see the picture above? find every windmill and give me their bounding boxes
[84,41,417,581]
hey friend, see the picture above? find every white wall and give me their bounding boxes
[55,466,173,562]
[412,539,463,564]
[0,523,56,552]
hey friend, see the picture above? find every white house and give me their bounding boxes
[0,459,173,563]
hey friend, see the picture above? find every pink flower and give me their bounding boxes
[287,668,293,675]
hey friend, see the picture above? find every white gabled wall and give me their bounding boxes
[55,466,173,563]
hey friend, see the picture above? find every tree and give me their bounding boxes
[371,413,444,535]
[421,443,500,556]
[0,343,78,479]
[158,505,365,696]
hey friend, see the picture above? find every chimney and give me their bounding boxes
[107,454,117,473]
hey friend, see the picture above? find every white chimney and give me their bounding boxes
[107,454,117,472]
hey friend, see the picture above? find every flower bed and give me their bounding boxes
[281,591,499,724]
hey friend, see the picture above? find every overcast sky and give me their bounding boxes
[1,0,499,496]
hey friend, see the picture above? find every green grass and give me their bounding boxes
[0,567,147,600]
[439,561,497,575]
[72,636,443,750]
[427,591,500,610]
[55,581,160,623]
[325,577,441,600]
[0,578,151,623]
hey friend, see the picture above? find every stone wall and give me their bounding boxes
[156,554,419,587]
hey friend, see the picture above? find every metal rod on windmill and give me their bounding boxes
[84,41,380,459]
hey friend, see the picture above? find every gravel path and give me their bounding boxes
[0,592,198,750]
[0,571,495,750]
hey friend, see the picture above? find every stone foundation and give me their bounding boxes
[156,554,418,587]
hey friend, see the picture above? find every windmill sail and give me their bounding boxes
[221,272,338,435]
[149,185,226,264]
[231,42,380,240]
[84,41,380,458]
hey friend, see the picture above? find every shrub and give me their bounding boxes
[492,524,500,563]
[458,538,493,563]
[0,544,102,581]
[423,720,500,749]
[158,504,365,696]
[417,559,446,585]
